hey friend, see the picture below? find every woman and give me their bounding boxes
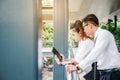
[55,20,99,80]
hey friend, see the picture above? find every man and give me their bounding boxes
[67,14,120,80]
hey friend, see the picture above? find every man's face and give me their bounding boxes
[83,22,93,36]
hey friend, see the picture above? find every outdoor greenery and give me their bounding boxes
[42,22,53,48]
[42,19,120,52]
[100,18,120,52]
[47,56,53,64]
[69,35,78,48]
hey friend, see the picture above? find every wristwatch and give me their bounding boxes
[76,66,83,74]
[76,66,80,70]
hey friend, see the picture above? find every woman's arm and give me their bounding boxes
[55,55,75,65]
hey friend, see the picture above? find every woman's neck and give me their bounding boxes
[80,36,87,41]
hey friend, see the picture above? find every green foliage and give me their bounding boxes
[47,56,53,64]
[100,19,120,52]
[69,35,78,48]
[42,22,53,48]
[114,27,120,52]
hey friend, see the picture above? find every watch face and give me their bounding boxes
[76,66,80,70]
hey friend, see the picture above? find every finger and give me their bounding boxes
[66,66,70,72]
[60,53,64,58]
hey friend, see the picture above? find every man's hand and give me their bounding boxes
[71,59,79,65]
[66,65,77,73]
[80,76,86,80]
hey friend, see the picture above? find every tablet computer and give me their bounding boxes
[52,47,62,61]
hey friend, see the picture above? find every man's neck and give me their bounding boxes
[93,26,99,35]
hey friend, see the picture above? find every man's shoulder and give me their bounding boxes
[100,28,113,38]
[84,39,94,46]
[100,28,112,35]
[84,38,93,43]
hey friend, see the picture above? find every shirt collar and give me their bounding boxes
[94,27,101,40]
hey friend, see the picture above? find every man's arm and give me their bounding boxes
[79,33,109,70]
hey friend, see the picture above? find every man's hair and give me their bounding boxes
[82,14,99,26]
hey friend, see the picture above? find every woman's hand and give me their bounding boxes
[54,53,64,64]
[55,55,61,64]
[60,53,65,61]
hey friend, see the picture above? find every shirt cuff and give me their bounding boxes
[77,61,87,70]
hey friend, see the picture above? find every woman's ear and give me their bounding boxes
[79,29,83,37]
[78,29,82,34]
[78,30,81,34]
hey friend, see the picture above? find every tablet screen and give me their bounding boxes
[52,47,62,61]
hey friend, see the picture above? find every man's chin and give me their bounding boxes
[86,34,90,36]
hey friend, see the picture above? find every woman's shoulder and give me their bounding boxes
[84,38,93,43]
[82,38,94,46]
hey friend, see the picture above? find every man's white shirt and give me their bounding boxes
[79,28,120,70]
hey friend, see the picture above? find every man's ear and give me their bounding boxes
[90,24,93,29]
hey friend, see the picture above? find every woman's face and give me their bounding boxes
[70,28,81,42]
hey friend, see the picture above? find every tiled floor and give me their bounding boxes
[42,67,53,80]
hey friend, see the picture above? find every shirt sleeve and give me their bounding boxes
[75,40,94,63]
[79,32,109,70]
